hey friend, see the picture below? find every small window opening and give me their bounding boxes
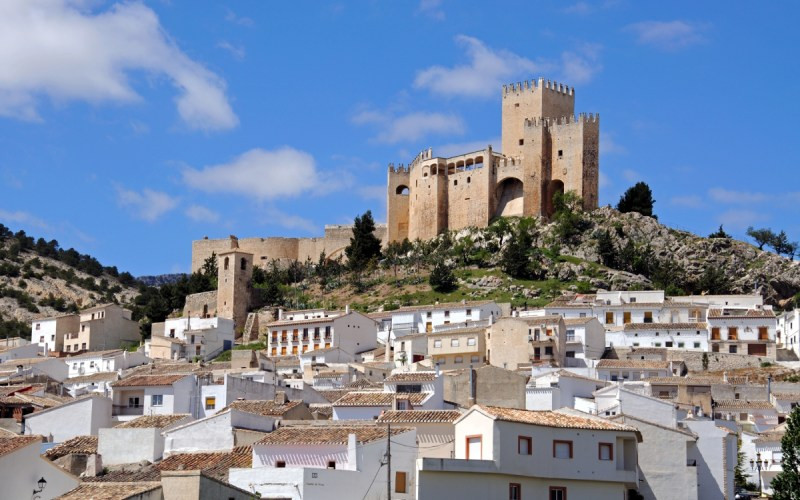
[519,139,524,146]
[558,149,563,157]
[467,177,471,183]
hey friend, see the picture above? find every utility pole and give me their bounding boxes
[386,422,391,500]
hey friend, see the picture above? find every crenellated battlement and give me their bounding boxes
[387,162,410,174]
[409,147,433,168]
[503,77,574,97]
[494,155,524,168]
[523,112,599,128]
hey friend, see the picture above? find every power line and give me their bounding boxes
[360,462,385,500]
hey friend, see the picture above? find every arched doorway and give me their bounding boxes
[544,180,565,218]
[395,185,409,195]
[494,177,524,217]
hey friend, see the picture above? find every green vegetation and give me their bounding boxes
[747,226,798,259]
[708,225,730,238]
[616,182,656,218]
[429,260,457,293]
[345,210,382,271]
[0,316,31,340]
[213,341,267,362]
[771,406,800,499]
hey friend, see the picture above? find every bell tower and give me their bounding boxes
[216,236,253,336]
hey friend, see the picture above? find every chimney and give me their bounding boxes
[278,308,284,321]
[723,371,728,383]
[467,366,476,406]
[345,304,350,314]
[767,375,772,400]
[434,363,440,377]
[274,391,288,405]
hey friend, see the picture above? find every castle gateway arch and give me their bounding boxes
[494,177,524,217]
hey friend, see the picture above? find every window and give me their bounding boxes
[565,351,575,358]
[240,257,247,270]
[65,345,70,352]
[396,400,408,410]
[518,436,532,455]
[128,397,140,408]
[711,327,721,340]
[445,310,450,318]
[39,336,44,343]
[519,139,524,146]
[598,443,613,461]
[550,486,567,500]
[467,337,477,346]
[558,149,563,158]
[433,339,442,348]
[327,461,336,469]
[545,346,553,356]
[205,397,216,410]
[466,435,482,459]
[50,335,54,341]
[509,483,522,500]
[665,341,673,348]
[471,355,480,363]
[466,308,472,316]
[275,461,286,468]
[224,257,229,270]
[151,394,163,406]
[35,323,40,330]
[451,339,460,347]
[395,471,407,493]
[579,312,586,318]
[623,312,631,324]
[644,311,653,323]
[694,342,701,348]
[759,327,769,340]
[553,440,573,459]
[81,343,87,350]
[729,345,738,354]
[454,356,463,364]
[565,330,575,342]
[605,312,614,324]
[677,342,684,348]
[397,384,422,393]
[728,327,738,341]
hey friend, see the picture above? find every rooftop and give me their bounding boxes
[376,410,462,424]
[332,392,428,407]
[714,400,775,411]
[596,359,671,370]
[708,308,775,319]
[224,400,303,416]
[256,425,411,446]
[0,435,41,457]
[44,435,98,460]
[385,372,436,383]
[56,482,162,500]
[65,372,120,385]
[476,406,640,433]
[623,323,706,331]
[65,349,125,360]
[111,374,188,387]
[115,414,191,429]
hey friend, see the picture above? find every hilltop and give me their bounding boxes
[0,225,140,337]
[256,206,800,314]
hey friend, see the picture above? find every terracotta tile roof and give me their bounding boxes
[266,316,336,328]
[476,406,639,433]
[608,413,697,438]
[623,322,706,331]
[56,482,162,500]
[708,308,775,319]
[646,376,720,386]
[549,369,608,385]
[0,392,68,408]
[268,356,300,367]
[754,431,784,445]
[332,392,428,407]
[309,404,333,418]
[427,327,487,337]
[65,372,120,384]
[83,469,161,483]
[0,435,41,457]
[771,392,800,401]
[596,359,671,370]
[255,425,411,445]
[111,374,188,387]
[44,436,98,460]
[314,371,346,379]
[563,317,595,325]
[115,414,191,429]
[151,336,186,345]
[385,372,436,382]
[157,448,252,481]
[224,400,303,416]
[0,384,42,397]
[126,362,210,376]
[389,300,495,314]
[317,389,355,403]
[345,379,379,389]
[714,400,775,410]
[377,410,462,424]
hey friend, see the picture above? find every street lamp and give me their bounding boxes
[32,476,46,495]
[749,452,769,495]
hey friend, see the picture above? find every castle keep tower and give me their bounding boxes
[216,236,253,336]
[387,77,599,242]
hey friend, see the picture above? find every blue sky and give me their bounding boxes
[0,1,798,275]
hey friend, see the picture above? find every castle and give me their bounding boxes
[191,77,598,272]
[387,77,598,242]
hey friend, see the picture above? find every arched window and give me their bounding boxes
[240,257,247,270]
[203,305,208,318]
[396,185,410,195]
[224,257,229,270]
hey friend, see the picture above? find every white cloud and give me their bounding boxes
[225,8,254,27]
[718,209,767,230]
[183,147,342,200]
[185,204,220,223]
[0,209,51,229]
[670,195,704,208]
[417,0,445,20]
[621,169,641,183]
[708,188,767,204]
[414,36,543,98]
[414,36,603,97]
[625,20,707,51]
[0,1,237,130]
[129,120,150,135]
[264,208,317,233]
[434,137,500,158]
[353,109,464,144]
[600,132,626,155]
[217,41,245,61]
[598,171,611,189]
[562,0,620,15]
[357,185,387,201]
[116,187,178,221]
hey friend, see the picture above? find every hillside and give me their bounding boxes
[255,207,800,313]
[0,225,140,336]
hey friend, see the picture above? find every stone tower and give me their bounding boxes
[216,236,253,336]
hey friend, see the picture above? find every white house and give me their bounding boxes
[31,314,79,354]
[562,317,605,367]
[681,418,737,500]
[64,349,149,378]
[416,405,641,500]
[0,435,80,500]
[605,322,709,351]
[62,371,119,398]
[163,407,279,455]
[526,370,608,412]
[741,425,784,496]
[0,357,69,383]
[0,341,39,364]
[229,425,418,500]
[707,306,777,358]
[332,371,446,420]
[770,391,800,418]
[712,399,778,432]
[98,414,192,465]
[149,316,235,361]
[376,410,461,459]
[110,374,200,421]
[595,359,683,382]
[23,394,112,443]
[266,309,377,358]
[593,384,678,427]
[777,308,799,355]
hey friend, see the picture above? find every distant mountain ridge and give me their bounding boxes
[136,273,188,287]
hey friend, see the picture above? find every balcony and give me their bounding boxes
[112,405,143,416]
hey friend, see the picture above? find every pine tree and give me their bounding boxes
[429,260,457,293]
[617,182,656,218]
[345,210,382,270]
[771,406,800,499]
[596,230,616,268]
[746,226,776,250]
